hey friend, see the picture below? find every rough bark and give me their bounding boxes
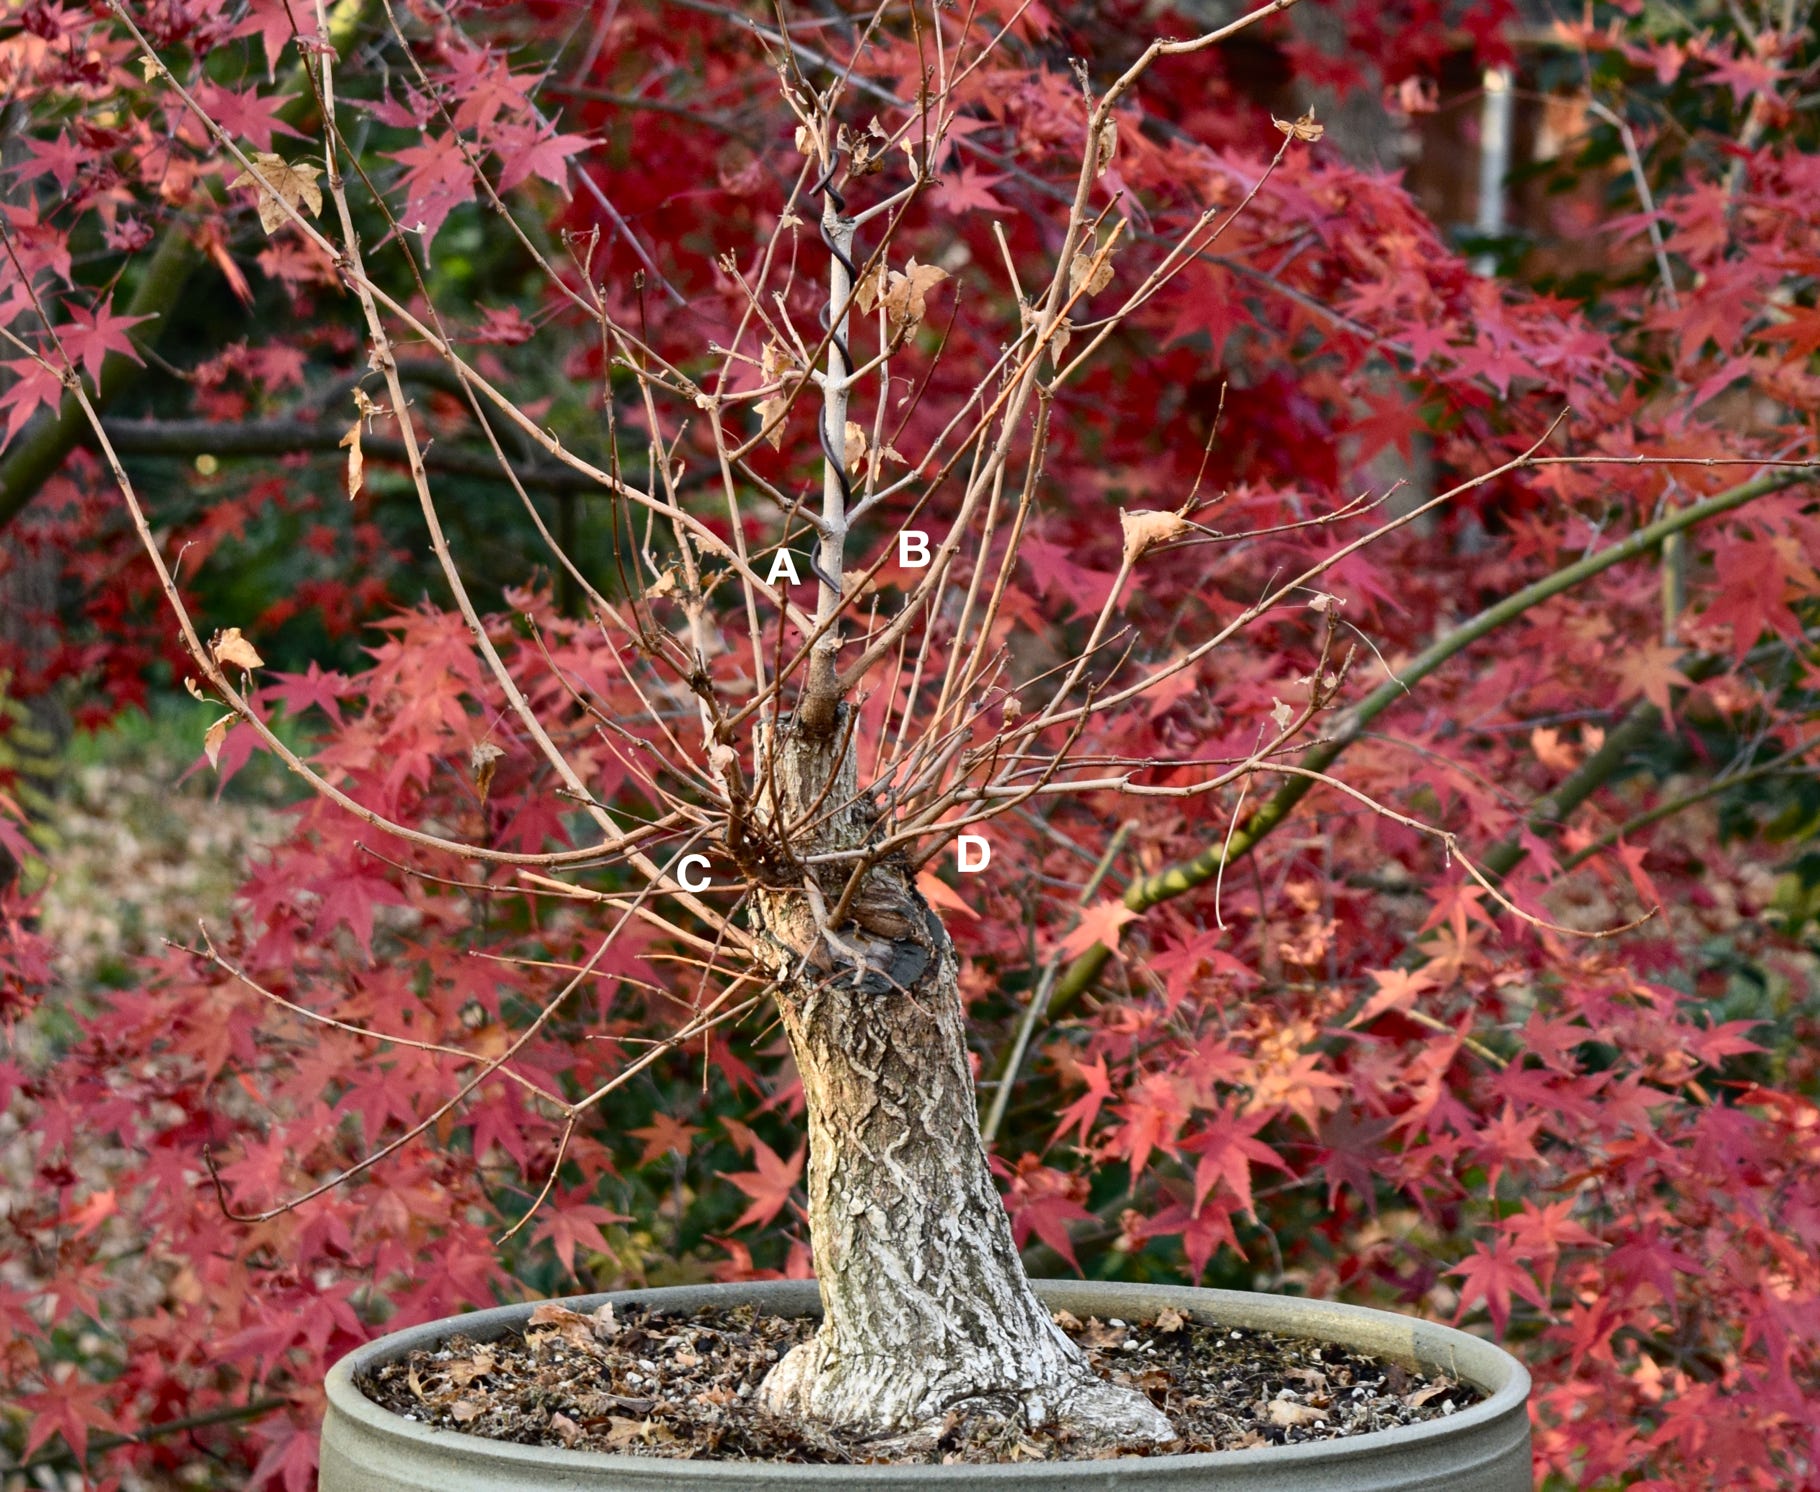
[749,711,1174,1449]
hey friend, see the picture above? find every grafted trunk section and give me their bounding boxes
[750,713,1174,1449]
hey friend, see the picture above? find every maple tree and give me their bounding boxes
[2,0,1820,1486]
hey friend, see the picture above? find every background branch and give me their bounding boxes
[1030,464,1815,1033]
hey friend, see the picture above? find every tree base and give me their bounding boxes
[759,1325,1176,1452]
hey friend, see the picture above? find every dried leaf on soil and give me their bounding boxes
[358,1302,1481,1464]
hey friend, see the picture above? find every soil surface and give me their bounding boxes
[356,1299,1485,1463]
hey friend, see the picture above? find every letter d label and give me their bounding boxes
[899,530,931,568]
[956,835,990,873]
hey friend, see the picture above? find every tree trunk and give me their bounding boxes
[750,712,1174,1450]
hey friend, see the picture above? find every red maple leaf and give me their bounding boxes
[1609,639,1691,715]
[20,1369,123,1464]
[63,1187,117,1239]
[1056,897,1139,961]
[1158,262,1251,349]
[1112,1071,1189,1179]
[1450,1236,1548,1334]
[17,130,87,189]
[1503,1198,1601,1290]
[1503,1198,1600,1254]
[236,0,303,72]
[1345,387,1429,464]
[248,1418,321,1492]
[727,1137,804,1229]
[263,661,352,724]
[1701,44,1781,104]
[1612,838,1661,908]
[1,354,66,444]
[930,165,1007,215]
[1685,1019,1766,1068]
[916,868,979,918]
[389,134,478,245]
[1347,966,1437,1027]
[1139,1198,1241,1282]
[1755,303,1820,361]
[1313,1102,1394,1212]
[494,125,595,194]
[1148,931,1259,1011]
[1019,537,1118,619]
[1701,533,1805,662]
[447,51,534,134]
[468,1096,535,1168]
[999,1157,1093,1269]
[310,869,409,958]
[473,304,536,345]
[630,1113,701,1166]
[196,80,305,150]
[530,1193,629,1276]
[1051,1054,1115,1148]
[1450,332,1531,397]
[1184,1106,1291,1218]
[1472,1103,1544,1192]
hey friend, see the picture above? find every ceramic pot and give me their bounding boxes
[319,1279,1532,1491]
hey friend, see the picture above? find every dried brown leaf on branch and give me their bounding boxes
[878,260,950,335]
[754,341,800,449]
[229,152,323,233]
[202,714,233,770]
[1272,109,1325,143]
[340,387,383,499]
[339,421,363,499]
[470,742,505,805]
[1119,508,1189,564]
[1093,116,1119,176]
[210,627,264,672]
[853,263,888,315]
[760,339,796,384]
[1068,231,1118,298]
[754,392,792,449]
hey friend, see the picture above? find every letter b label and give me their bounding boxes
[899,530,931,568]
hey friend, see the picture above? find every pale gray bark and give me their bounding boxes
[750,712,1174,1449]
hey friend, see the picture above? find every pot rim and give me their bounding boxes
[322,1279,1531,1481]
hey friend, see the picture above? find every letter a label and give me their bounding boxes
[956,835,990,873]
[899,530,931,568]
[765,550,802,586]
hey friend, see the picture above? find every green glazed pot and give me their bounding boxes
[320,1280,1532,1491]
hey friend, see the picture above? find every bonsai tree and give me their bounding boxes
[74,0,1387,1445]
[4,0,1818,1480]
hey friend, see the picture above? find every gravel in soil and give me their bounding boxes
[356,1299,1484,1463]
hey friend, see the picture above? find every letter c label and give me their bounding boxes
[676,853,712,892]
